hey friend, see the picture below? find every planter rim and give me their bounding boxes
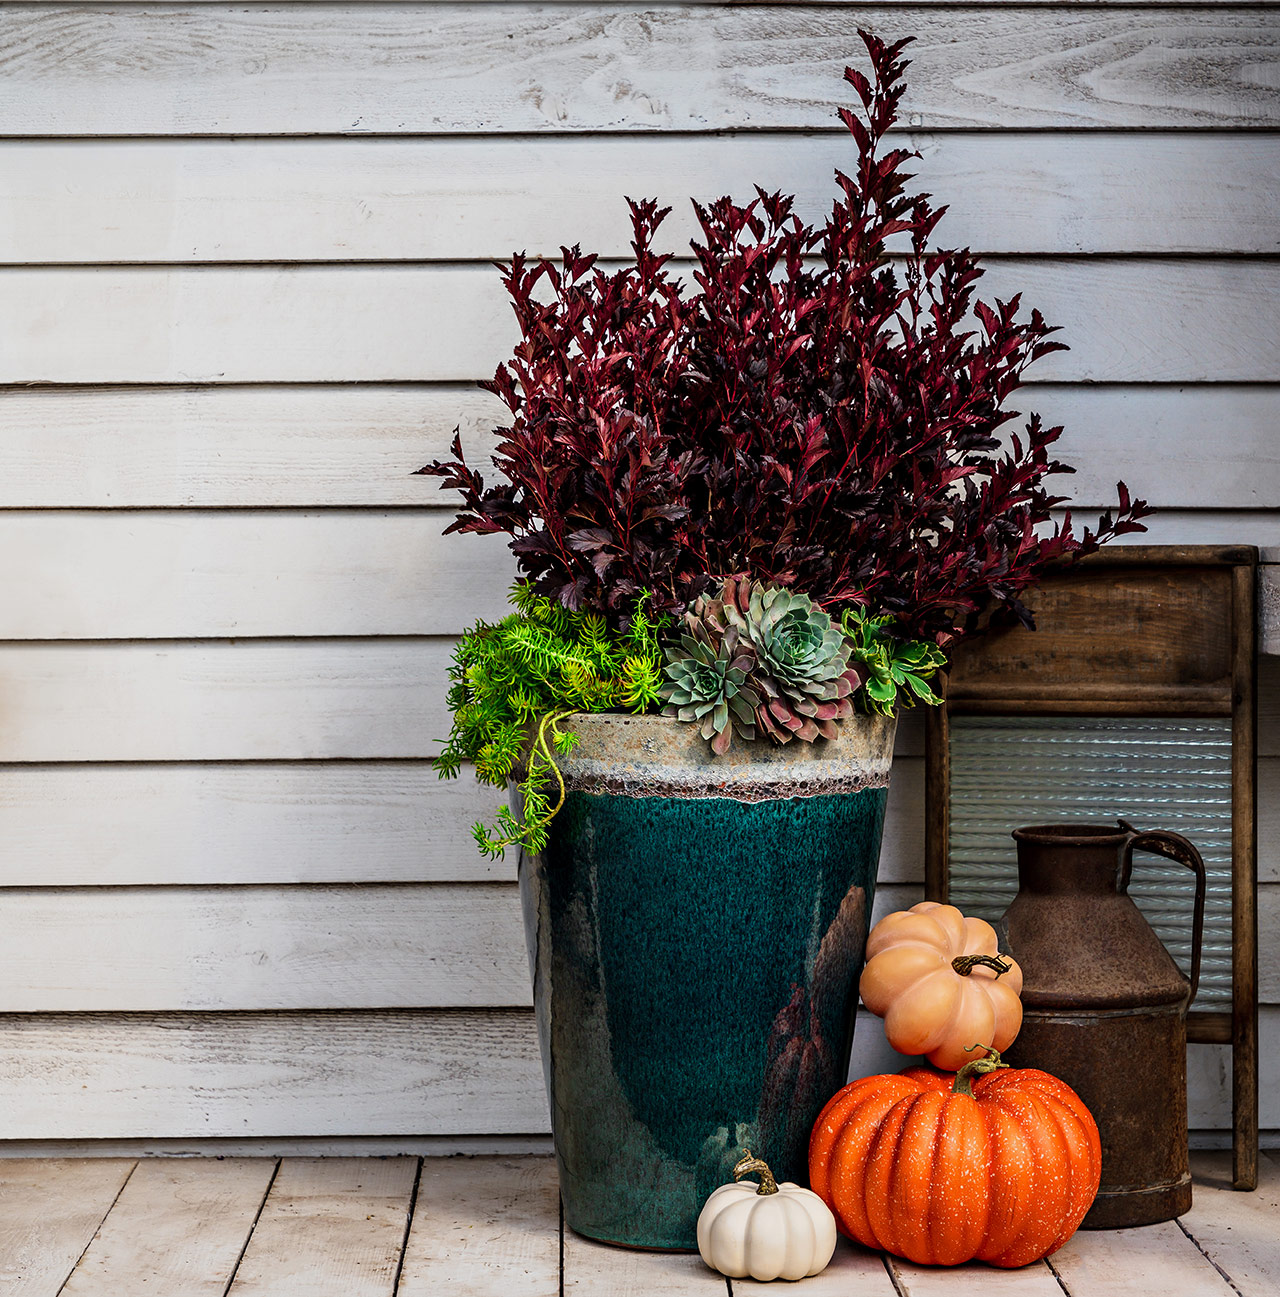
[553,710,896,801]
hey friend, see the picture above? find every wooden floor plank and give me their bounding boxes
[735,1239,897,1294]
[563,1227,726,1295]
[225,1157,418,1297]
[60,1159,276,1297]
[888,1256,1062,1296]
[1179,1150,1280,1297]
[0,1159,135,1296]
[1048,1219,1235,1295]
[398,1156,558,1296]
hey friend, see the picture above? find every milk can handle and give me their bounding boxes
[1117,820,1206,1002]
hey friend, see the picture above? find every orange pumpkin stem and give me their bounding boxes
[732,1150,779,1196]
[952,1044,1010,1097]
[951,953,1013,979]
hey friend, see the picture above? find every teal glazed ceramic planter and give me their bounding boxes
[518,711,896,1250]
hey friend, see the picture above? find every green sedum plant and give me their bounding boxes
[437,582,665,856]
[842,608,947,716]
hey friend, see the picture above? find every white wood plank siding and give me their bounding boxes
[0,1011,548,1139]
[5,134,1277,262]
[0,878,1275,1014]
[3,261,1279,384]
[0,885,536,1012]
[0,879,921,1013]
[1,7,1276,135]
[0,642,925,762]
[1264,565,1280,654]
[2,517,1276,641]
[0,753,930,887]
[2,384,1275,510]
[0,761,517,886]
[0,385,504,508]
[0,1006,1272,1141]
[0,0,1275,1148]
[0,513,519,638]
[0,641,455,763]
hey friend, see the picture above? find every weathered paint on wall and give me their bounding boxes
[0,1,1276,1148]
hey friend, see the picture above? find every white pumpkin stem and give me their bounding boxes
[951,953,1012,979]
[732,1150,779,1195]
[952,1043,1011,1096]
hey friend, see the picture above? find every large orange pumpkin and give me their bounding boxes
[808,1049,1101,1268]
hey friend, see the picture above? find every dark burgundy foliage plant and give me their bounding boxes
[421,31,1148,644]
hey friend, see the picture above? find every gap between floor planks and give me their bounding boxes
[1,1151,1275,1296]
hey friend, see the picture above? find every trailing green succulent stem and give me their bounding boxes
[438,582,668,857]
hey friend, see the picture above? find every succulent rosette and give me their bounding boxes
[721,578,862,744]
[661,606,761,755]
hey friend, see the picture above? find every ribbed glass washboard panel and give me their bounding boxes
[949,716,1233,1010]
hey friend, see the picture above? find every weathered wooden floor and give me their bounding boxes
[1,1151,1276,1295]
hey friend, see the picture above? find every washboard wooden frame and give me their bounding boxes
[924,545,1259,1190]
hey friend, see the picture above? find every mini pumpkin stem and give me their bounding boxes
[952,1044,1011,1097]
[951,953,1013,979]
[732,1150,779,1196]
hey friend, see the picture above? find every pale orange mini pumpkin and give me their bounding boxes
[859,901,1023,1070]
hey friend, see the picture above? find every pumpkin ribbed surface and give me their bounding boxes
[808,1063,1101,1268]
[697,1153,837,1281]
[859,901,1024,1071]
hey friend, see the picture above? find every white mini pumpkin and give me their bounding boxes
[697,1151,838,1282]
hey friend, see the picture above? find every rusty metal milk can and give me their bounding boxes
[1001,821,1206,1229]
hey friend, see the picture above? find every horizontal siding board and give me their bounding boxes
[0,1005,1270,1139]
[0,639,1266,768]
[0,640,929,761]
[0,2,1271,1153]
[3,875,1273,1013]
[2,262,1278,384]
[0,512,518,638]
[1,383,1277,510]
[0,885,532,1012]
[0,751,1273,890]
[4,133,1277,263]
[0,761,513,886]
[1,6,1276,136]
[1264,564,1280,655]
[1025,386,1280,510]
[0,640,455,763]
[3,520,1277,643]
[0,754,927,887]
[68,1,1280,7]
[0,384,502,508]
[1107,510,1280,552]
[0,1010,548,1139]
